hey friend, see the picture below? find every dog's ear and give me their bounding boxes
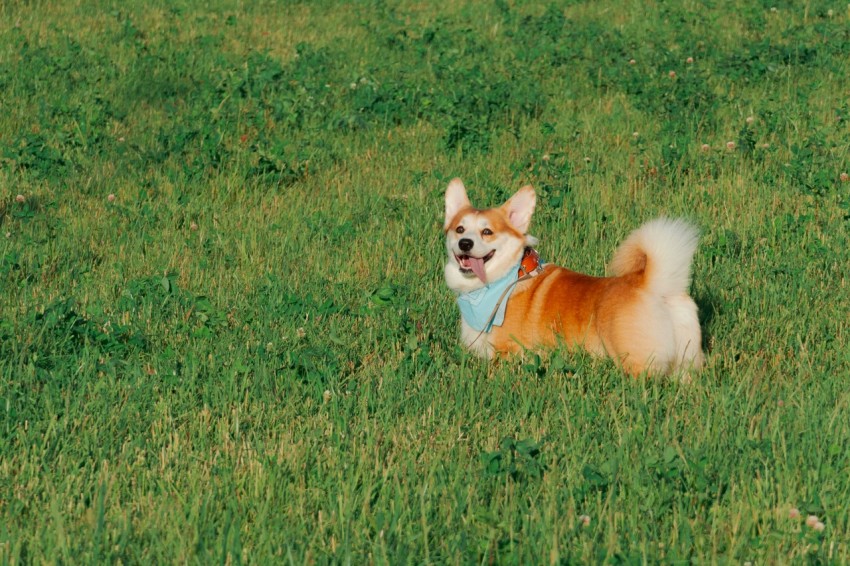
[502,185,536,234]
[444,178,471,229]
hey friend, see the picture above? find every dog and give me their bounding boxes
[443,178,704,376]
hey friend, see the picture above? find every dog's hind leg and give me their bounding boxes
[665,294,704,374]
[601,293,677,376]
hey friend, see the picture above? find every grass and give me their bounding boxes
[1,0,849,562]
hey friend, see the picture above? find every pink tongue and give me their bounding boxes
[468,257,488,283]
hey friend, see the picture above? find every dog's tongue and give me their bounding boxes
[468,257,488,283]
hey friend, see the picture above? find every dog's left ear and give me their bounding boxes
[502,185,536,234]
[444,178,471,229]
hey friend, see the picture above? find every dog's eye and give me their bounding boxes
[482,228,493,236]
[455,226,465,234]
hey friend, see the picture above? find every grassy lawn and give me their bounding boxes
[1,0,849,562]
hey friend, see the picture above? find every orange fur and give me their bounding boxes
[444,179,704,377]
[489,266,667,375]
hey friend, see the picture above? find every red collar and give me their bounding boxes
[518,247,541,277]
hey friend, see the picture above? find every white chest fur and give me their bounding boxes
[460,318,495,359]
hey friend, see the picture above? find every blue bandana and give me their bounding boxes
[456,260,522,333]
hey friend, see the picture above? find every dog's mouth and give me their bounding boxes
[455,249,495,283]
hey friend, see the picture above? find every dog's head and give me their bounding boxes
[443,179,537,293]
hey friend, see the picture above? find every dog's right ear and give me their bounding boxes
[444,178,471,230]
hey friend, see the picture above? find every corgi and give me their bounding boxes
[443,178,704,376]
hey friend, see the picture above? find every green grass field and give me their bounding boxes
[2,0,849,562]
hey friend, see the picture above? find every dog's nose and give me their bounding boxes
[458,238,473,252]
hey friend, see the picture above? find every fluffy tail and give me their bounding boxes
[609,218,699,296]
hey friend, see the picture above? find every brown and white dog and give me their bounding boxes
[443,178,704,376]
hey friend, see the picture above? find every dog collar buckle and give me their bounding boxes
[518,247,542,277]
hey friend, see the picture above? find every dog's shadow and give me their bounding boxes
[694,288,722,354]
